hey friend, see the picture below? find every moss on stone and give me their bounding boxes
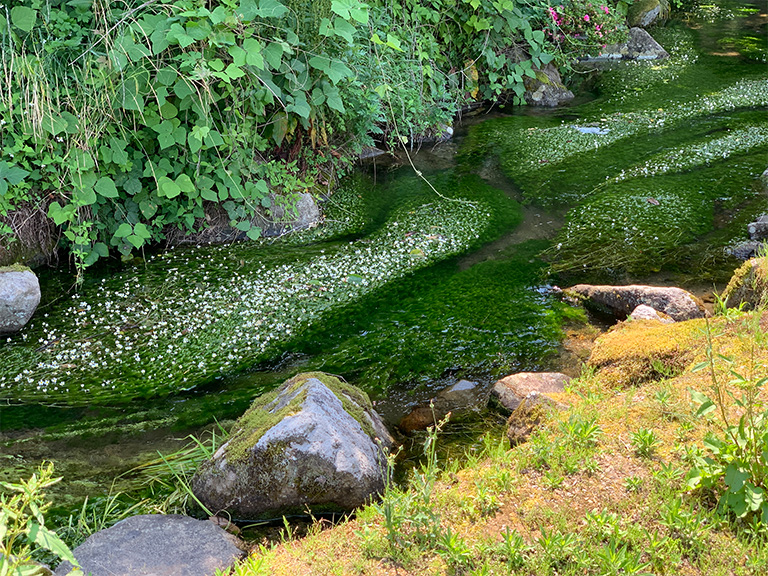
[588,318,705,387]
[0,264,32,273]
[224,372,377,463]
[722,257,768,310]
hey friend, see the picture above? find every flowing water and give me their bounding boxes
[1,1,766,511]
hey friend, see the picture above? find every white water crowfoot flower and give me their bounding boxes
[0,192,490,406]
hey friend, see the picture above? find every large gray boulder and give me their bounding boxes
[492,372,571,413]
[0,266,41,333]
[564,284,707,322]
[722,258,768,310]
[748,215,768,241]
[55,515,245,576]
[192,372,393,520]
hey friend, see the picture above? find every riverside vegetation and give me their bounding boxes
[1,0,628,274]
[2,0,768,574]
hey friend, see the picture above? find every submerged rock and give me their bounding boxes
[627,0,666,28]
[491,372,571,413]
[398,379,490,433]
[728,240,764,261]
[564,284,706,322]
[722,257,768,310]
[54,515,245,576]
[192,372,393,520]
[0,266,41,334]
[523,63,575,107]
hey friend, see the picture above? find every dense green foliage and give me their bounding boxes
[0,0,631,271]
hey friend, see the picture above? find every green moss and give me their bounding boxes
[0,264,32,273]
[224,372,377,463]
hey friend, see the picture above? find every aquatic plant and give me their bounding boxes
[0,176,494,406]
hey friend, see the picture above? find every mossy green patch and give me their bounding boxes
[224,372,377,463]
[0,264,32,273]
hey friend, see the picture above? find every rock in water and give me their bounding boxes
[491,372,571,413]
[54,515,245,576]
[580,27,669,63]
[192,372,393,520]
[0,266,41,333]
[523,64,575,107]
[564,284,706,322]
[398,379,490,433]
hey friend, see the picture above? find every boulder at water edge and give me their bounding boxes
[491,372,571,413]
[627,0,666,28]
[564,284,707,322]
[0,266,41,334]
[54,515,245,576]
[192,372,393,520]
[580,27,669,63]
[523,63,575,107]
[722,257,768,310]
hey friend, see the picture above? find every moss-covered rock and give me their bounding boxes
[627,0,668,28]
[588,318,703,387]
[722,257,768,310]
[191,372,394,520]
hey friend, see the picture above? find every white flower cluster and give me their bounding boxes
[0,196,488,405]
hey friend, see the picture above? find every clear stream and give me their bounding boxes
[1,1,766,509]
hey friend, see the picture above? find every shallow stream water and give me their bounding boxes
[1,1,766,513]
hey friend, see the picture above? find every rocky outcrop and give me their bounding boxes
[629,304,674,324]
[491,372,570,413]
[523,64,575,107]
[192,372,393,520]
[564,284,707,322]
[0,266,41,333]
[579,27,669,64]
[627,0,667,28]
[55,515,245,576]
[722,258,768,310]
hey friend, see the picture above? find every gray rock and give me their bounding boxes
[722,257,768,310]
[627,0,665,28]
[398,379,489,433]
[748,215,768,241]
[564,284,707,322]
[492,372,570,413]
[728,240,764,261]
[523,63,574,107]
[580,27,669,63]
[0,267,41,333]
[55,515,245,576]
[761,168,768,188]
[192,373,393,520]
[629,304,675,324]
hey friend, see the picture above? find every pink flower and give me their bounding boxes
[584,14,590,21]
[601,5,610,13]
